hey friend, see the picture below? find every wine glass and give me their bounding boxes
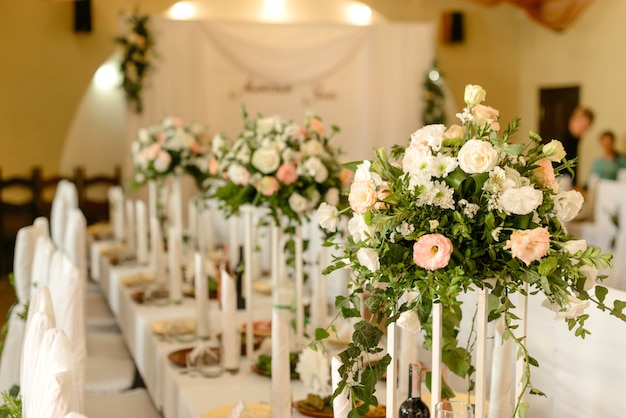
[435,401,473,418]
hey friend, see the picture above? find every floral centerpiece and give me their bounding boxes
[212,108,350,228]
[315,84,624,417]
[131,116,212,190]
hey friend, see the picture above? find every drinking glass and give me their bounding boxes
[435,401,473,418]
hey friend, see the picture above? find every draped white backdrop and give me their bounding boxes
[126,18,436,176]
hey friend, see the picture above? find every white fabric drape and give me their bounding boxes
[128,19,435,177]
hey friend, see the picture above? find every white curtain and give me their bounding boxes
[127,19,435,174]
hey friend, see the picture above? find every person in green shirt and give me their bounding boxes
[589,130,626,181]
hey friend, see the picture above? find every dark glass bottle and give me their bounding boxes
[399,363,430,418]
[235,246,246,310]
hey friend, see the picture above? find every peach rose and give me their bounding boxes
[472,104,500,131]
[535,158,556,189]
[276,163,298,185]
[309,117,325,135]
[348,180,377,215]
[257,176,280,196]
[413,234,453,271]
[504,227,550,266]
[209,157,219,176]
[340,168,354,187]
[443,124,465,139]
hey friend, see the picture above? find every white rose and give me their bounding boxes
[227,164,249,185]
[138,128,150,144]
[251,146,281,174]
[288,193,308,214]
[396,310,421,334]
[325,188,340,206]
[579,265,598,290]
[410,124,446,151]
[301,139,325,157]
[348,214,375,243]
[317,202,339,232]
[563,239,587,256]
[256,117,277,134]
[542,294,589,320]
[356,248,380,273]
[500,186,543,215]
[553,190,584,222]
[458,139,499,174]
[464,84,486,106]
[543,140,567,162]
[354,160,372,182]
[153,151,171,173]
[303,157,329,183]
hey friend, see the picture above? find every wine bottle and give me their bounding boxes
[399,362,430,418]
[235,246,246,310]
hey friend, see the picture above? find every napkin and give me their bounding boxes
[108,186,125,242]
[195,252,210,339]
[150,217,166,284]
[220,265,241,372]
[125,199,136,252]
[271,287,292,418]
[331,356,351,418]
[295,346,330,395]
[488,317,514,418]
[135,200,149,265]
[168,226,183,304]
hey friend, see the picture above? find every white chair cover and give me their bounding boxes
[50,180,79,251]
[0,225,36,392]
[48,251,86,412]
[64,208,88,283]
[31,234,56,290]
[21,309,56,417]
[30,329,76,418]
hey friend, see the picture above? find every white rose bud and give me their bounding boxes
[464,84,486,107]
[458,139,499,174]
[553,190,584,222]
[579,265,598,291]
[542,140,567,162]
[563,239,587,257]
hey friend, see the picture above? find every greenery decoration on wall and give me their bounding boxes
[114,9,156,113]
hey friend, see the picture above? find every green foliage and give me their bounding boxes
[114,8,156,113]
[0,386,22,418]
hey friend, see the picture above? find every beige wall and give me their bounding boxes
[518,0,626,186]
[0,0,615,182]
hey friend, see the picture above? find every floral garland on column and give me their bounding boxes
[315,84,624,417]
[114,9,156,114]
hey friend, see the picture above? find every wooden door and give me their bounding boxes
[539,86,580,142]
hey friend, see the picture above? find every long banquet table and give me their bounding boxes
[91,241,387,418]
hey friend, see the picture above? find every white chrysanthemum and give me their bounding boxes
[227,164,249,185]
[430,153,458,178]
[431,180,455,210]
[295,347,330,395]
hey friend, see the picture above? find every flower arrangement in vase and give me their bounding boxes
[315,84,625,417]
[212,107,350,229]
